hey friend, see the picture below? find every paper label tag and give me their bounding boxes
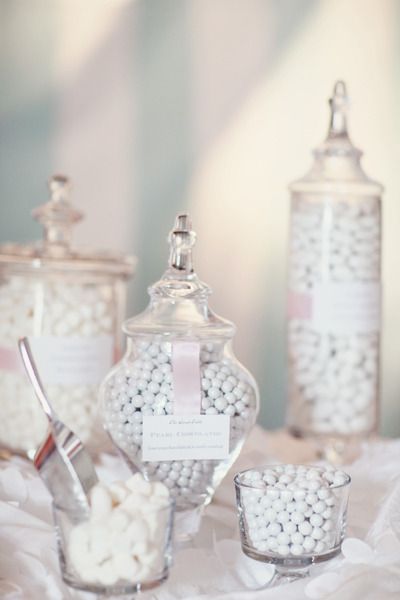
[142,414,230,461]
[29,335,114,386]
[311,282,381,334]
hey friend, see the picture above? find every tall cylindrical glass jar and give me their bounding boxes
[0,175,136,456]
[286,82,383,455]
[100,215,259,514]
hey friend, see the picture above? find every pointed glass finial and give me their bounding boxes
[327,80,349,139]
[32,175,83,255]
[168,214,196,273]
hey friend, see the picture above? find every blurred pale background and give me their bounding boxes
[1,0,399,435]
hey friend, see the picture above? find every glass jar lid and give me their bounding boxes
[0,175,136,277]
[290,81,383,196]
[123,214,235,338]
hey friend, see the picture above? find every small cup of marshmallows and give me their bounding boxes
[54,473,174,594]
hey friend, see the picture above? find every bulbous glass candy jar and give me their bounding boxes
[0,175,135,456]
[286,82,383,454]
[101,215,259,512]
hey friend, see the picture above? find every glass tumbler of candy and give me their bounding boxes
[53,480,174,597]
[234,464,351,586]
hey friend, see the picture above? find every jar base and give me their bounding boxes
[241,542,341,568]
[288,427,374,464]
[62,568,169,596]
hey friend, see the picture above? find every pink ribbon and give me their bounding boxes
[172,341,201,415]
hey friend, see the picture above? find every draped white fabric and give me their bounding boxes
[1,427,400,599]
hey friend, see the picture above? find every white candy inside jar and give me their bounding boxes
[288,197,380,436]
[66,474,172,586]
[0,276,115,453]
[103,337,258,502]
[237,465,350,558]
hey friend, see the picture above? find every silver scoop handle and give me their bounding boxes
[18,337,55,422]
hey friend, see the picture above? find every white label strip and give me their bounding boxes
[311,282,381,334]
[29,335,114,386]
[142,414,230,461]
[172,341,201,415]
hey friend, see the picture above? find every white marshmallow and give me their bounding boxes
[90,485,113,520]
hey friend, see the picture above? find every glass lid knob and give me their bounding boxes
[328,80,349,139]
[168,214,196,273]
[32,174,83,256]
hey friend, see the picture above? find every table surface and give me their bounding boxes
[1,426,400,600]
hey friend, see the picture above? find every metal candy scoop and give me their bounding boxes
[18,337,98,510]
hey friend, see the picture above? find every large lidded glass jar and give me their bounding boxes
[0,175,136,457]
[101,214,259,512]
[286,82,383,453]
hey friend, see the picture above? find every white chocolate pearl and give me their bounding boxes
[312,527,324,540]
[291,544,304,556]
[313,501,327,514]
[277,511,290,524]
[272,499,285,512]
[294,489,306,501]
[323,520,333,532]
[214,397,227,411]
[317,488,331,500]
[291,511,305,525]
[283,521,297,535]
[306,493,318,505]
[277,532,290,546]
[298,521,312,536]
[303,537,316,552]
[310,514,323,527]
[267,523,281,536]
[277,545,290,556]
[267,537,278,550]
[291,532,304,545]
[296,500,308,513]
[264,508,277,522]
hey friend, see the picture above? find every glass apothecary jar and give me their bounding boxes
[286,82,383,455]
[100,215,259,513]
[0,175,136,457]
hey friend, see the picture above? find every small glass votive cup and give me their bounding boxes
[234,465,351,584]
[53,498,174,597]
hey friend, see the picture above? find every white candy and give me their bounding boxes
[90,485,113,520]
[67,474,170,586]
[109,481,130,504]
[288,198,380,437]
[113,553,140,580]
[241,465,348,559]
[103,338,257,505]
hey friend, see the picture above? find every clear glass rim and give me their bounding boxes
[53,495,176,515]
[234,464,351,490]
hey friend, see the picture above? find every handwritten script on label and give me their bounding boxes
[142,414,230,461]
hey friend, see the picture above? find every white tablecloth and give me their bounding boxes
[1,426,400,599]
